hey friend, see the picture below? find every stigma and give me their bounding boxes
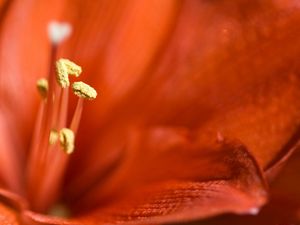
[48,21,72,45]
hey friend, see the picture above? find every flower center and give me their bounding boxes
[24,22,97,214]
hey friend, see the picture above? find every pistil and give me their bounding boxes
[25,22,97,212]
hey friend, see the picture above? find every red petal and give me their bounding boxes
[71,139,267,224]
[0,0,60,149]
[187,150,300,225]
[0,113,23,193]
[64,0,300,199]
[264,133,300,182]
[64,0,180,197]
[0,1,299,224]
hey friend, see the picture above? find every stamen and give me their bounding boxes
[72,81,97,100]
[55,60,69,88]
[56,59,82,88]
[49,129,59,145]
[59,59,82,77]
[36,78,48,99]
[28,21,98,212]
[70,98,83,133]
[59,128,75,154]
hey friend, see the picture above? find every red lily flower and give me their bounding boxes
[0,0,300,224]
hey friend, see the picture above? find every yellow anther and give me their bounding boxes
[56,60,69,88]
[59,59,82,77]
[56,59,82,88]
[36,78,48,98]
[49,129,59,145]
[59,128,75,154]
[72,81,97,100]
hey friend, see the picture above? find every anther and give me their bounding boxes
[59,128,75,154]
[36,78,48,99]
[56,60,69,88]
[49,129,59,145]
[56,59,82,88]
[59,59,82,77]
[72,81,97,100]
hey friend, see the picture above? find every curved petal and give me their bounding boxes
[179,195,300,225]
[264,131,300,182]
[183,150,300,225]
[0,2,299,224]
[63,0,181,197]
[69,139,267,224]
[62,0,300,200]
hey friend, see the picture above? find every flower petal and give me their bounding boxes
[185,151,300,225]
[0,0,67,153]
[264,131,300,182]
[72,138,267,224]
[0,112,23,193]
[65,0,300,203]
[63,0,180,197]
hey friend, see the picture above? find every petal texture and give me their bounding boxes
[73,139,267,225]
[184,151,300,225]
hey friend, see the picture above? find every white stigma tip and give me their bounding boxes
[48,21,72,44]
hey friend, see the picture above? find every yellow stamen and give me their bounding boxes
[55,59,82,88]
[36,78,48,98]
[59,128,75,154]
[56,60,69,88]
[49,129,59,145]
[59,59,82,77]
[72,81,97,100]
